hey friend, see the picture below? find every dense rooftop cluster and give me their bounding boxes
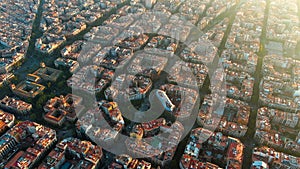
[197,94,225,129]
[0,0,38,50]
[36,0,126,54]
[68,65,115,94]
[255,107,300,154]
[0,110,15,134]
[0,121,57,168]
[0,0,39,86]
[260,55,300,111]
[127,52,168,78]
[38,137,103,169]
[180,128,244,169]
[159,84,198,119]
[52,40,84,73]
[43,94,84,126]
[168,61,208,89]
[125,121,184,165]
[198,96,250,138]
[105,74,153,101]
[225,70,254,101]
[76,101,124,148]
[0,96,32,115]
[252,146,300,169]
[219,98,250,137]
